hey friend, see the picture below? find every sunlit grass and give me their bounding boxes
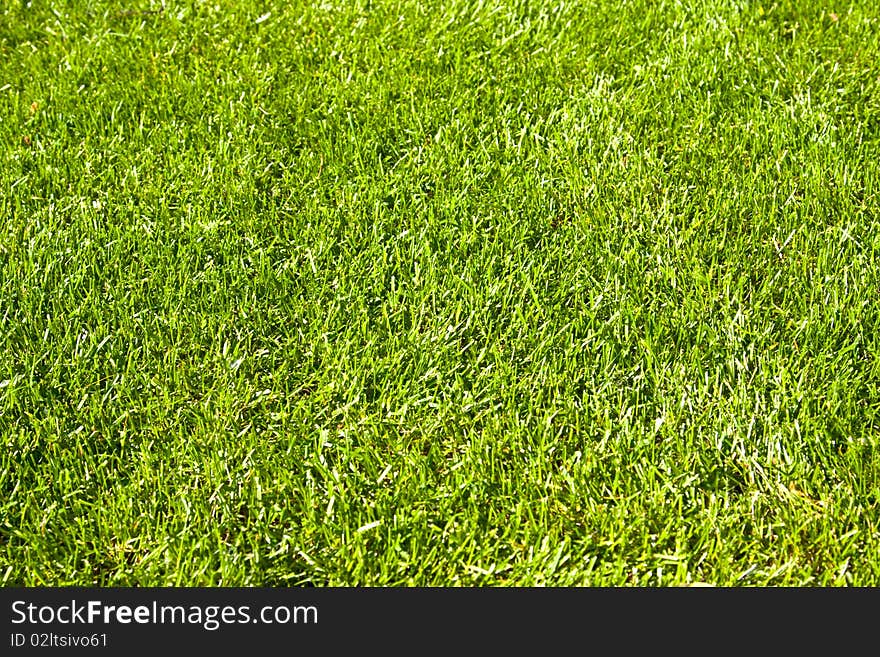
[1,0,879,585]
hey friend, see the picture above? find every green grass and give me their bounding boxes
[1,0,879,586]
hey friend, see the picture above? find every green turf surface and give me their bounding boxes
[2,0,879,585]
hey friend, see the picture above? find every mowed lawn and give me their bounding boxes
[1,0,879,585]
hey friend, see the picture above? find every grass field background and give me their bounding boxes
[2,0,879,585]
